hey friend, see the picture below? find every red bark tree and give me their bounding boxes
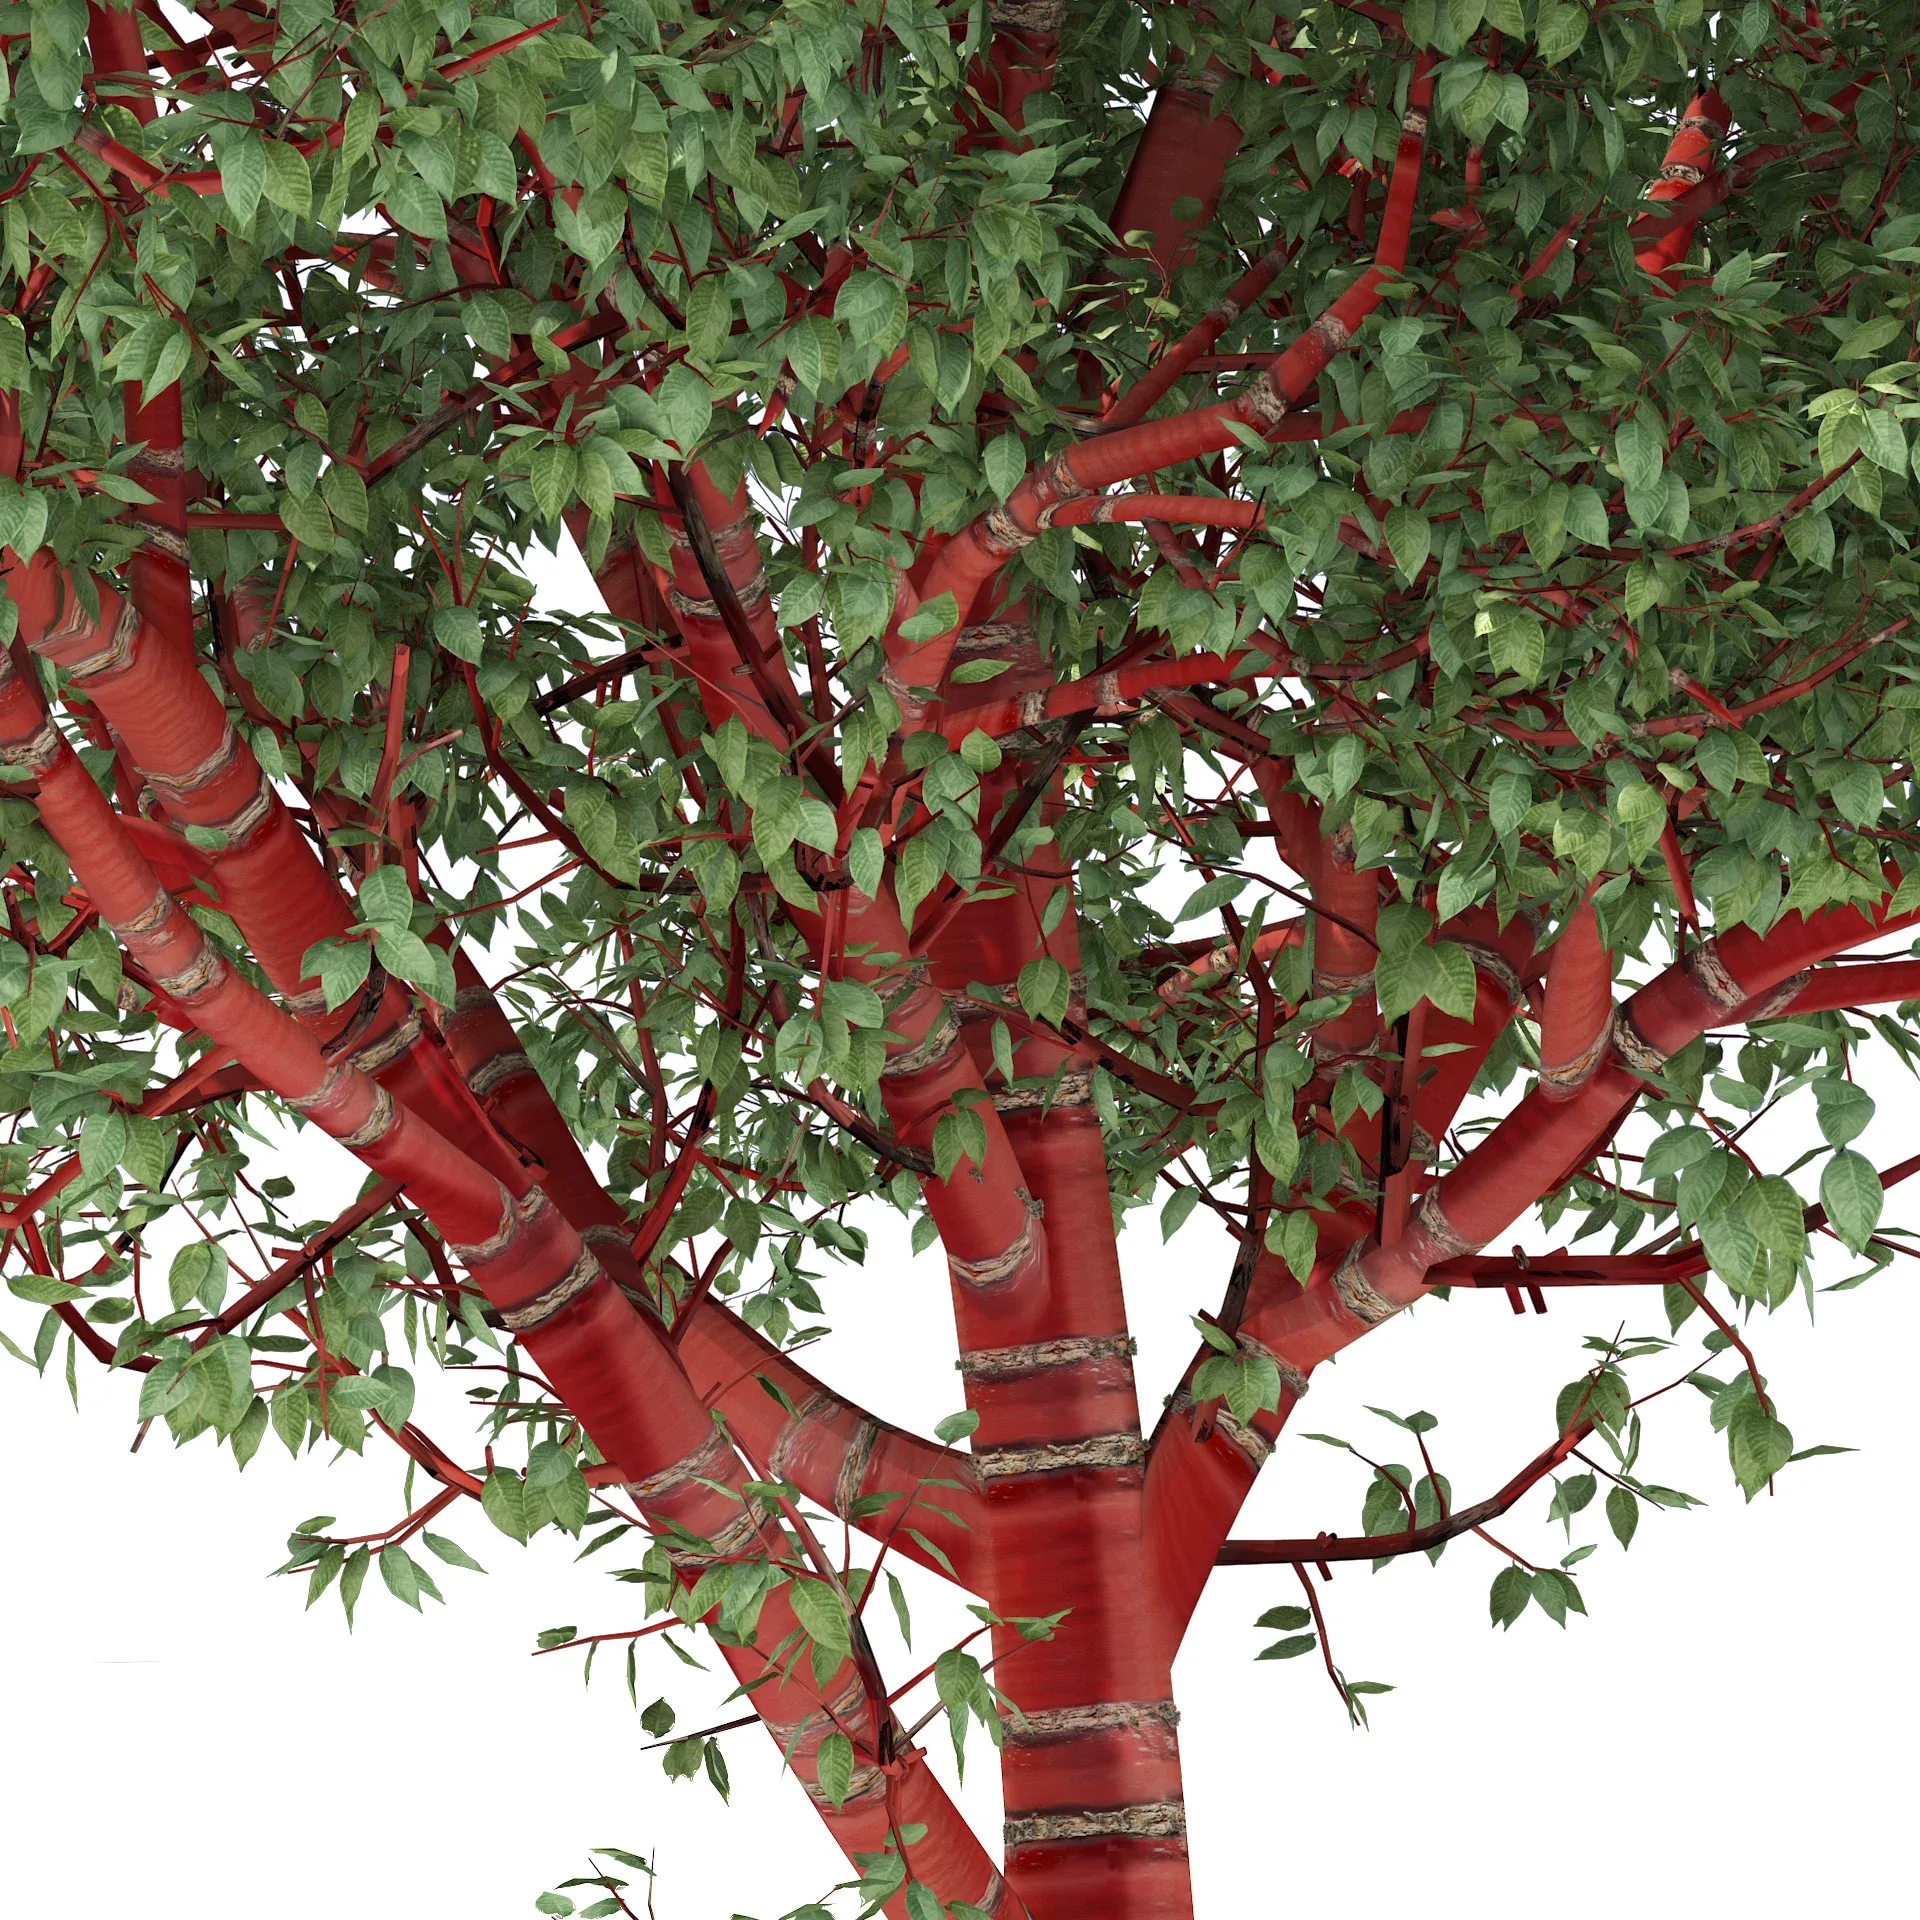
[2,2,1917,1915]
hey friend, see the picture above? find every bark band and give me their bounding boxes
[948,1189,1044,1289]
[447,1181,532,1265]
[990,0,1065,28]
[1003,1699,1178,1744]
[666,1502,768,1569]
[958,1333,1135,1380]
[1005,1800,1186,1846]
[948,1215,1039,1289]
[348,1008,425,1076]
[1743,970,1811,1019]
[1539,1010,1615,1098]
[335,1083,396,1151]
[1166,1387,1274,1469]
[880,1001,961,1078]
[991,1069,1093,1112]
[1238,371,1289,428]
[629,1425,734,1502]
[1331,1240,1398,1326]
[1236,1329,1311,1398]
[468,1044,533,1097]
[1610,1006,1670,1077]
[154,948,228,1001]
[1457,940,1523,1003]
[498,1248,610,1336]
[1683,939,1747,1011]
[975,1431,1145,1478]
[142,722,242,803]
[804,1759,887,1809]
[0,718,62,773]
[109,883,176,940]
[62,599,141,681]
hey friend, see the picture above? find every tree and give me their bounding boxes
[2,0,1917,1913]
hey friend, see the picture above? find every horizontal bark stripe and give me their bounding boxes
[1004,1699,1178,1744]
[948,1196,1045,1289]
[1163,1390,1277,1469]
[627,1426,734,1502]
[990,1071,1094,1112]
[1006,1801,1187,1846]
[976,1432,1145,1478]
[497,1247,604,1332]
[769,1390,883,1517]
[958,1334,1135,1380]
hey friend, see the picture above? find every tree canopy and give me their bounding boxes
[3,2,1919,1915]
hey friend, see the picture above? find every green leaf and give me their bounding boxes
[1264,1210,1318,1285]
[1252,1108,1298,1183]
[1606,1484,1638,1549]
[321,462,369,532]
[1820,1149,1882,1254]
[261,141,312,220]
[1256,1633,1316,1660]
[1489,1564,1529,1629]
[789,1577,851,1659]
[1813,1080,1874,1148]
[656,365,713,452]
[1565,483,1610,547]
[300,936,372,1013]
[354,864,414,935]
[1837,314,1903,361]
[339,1548,370,1629]
[220,136,266,228]
[904,1883,944,1920]
[340,86,380,171]
[1615,413,1664,496]
[421,1532,486,1573]
[1178,874,1246,923]
[529,440,579,523]
[1527,1568,1584,1627]
[1255,1604,1313,1630]
[0,313,27,393]
[384,167,447,241]
[1426,941,1477,1019]
[814,1730,854,1808]
[1525,484,1568,569]
[379,1545,423,1611]
[433,604,484,662]
[1536,3,1582,64]
[278,485,334,553]
[1728,1401,1793,1499]
[78,1109,126,1183]
[1016,956,1070,1027]
[482,1470,531,1542]
[373,928,455,1006]
[847,826,884,903]
[168,1240,227,1315]
[1480,601,1545,684]
[1383,504,1430,581]
[836,272,908,353]
[950,657,1012,684]
[983,434,1024,500]
[897,592,959,643]
[7,1271,86,1305]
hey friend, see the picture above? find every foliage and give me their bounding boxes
[2,0,1918,1913]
